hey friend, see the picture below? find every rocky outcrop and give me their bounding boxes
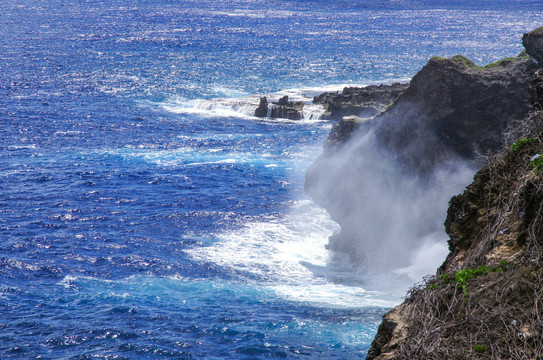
[253,84,407,122]
[313,83,408,121]
[270,96,305,120]
[366,28,543,359]
[366,304,409,360]
[324,115,372,148]
[254,95,305,120]
[523,26,543,65]
[374,54,537,174]
[305,52,537,267]
[254,97,269,117]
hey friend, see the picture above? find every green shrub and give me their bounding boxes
[511,137,538,151]
[451,55,482,69]
[429,265,501,296]
[454,266,497,295]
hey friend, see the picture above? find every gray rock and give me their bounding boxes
[374,55,538,174]
[530,69,543,110]
[270,96,304,120]
[254,97,269,117]
[324,115,371,148]
[313,83,408,121]
[305,54,538,263]
[523,26,543,65]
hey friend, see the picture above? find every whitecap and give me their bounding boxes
[184,199,405,309]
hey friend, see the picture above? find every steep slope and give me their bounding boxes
[366,27,543,360]
[368,110,543,360]
[305,51,537,269]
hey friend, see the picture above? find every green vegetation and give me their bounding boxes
[453,265,500,296]
[429,53,529,71]
[474,345,488,353]
[530,154,543,174]
[509,137,543,174]
[485,56,523,69]
[429,264,506,296]
[450,55,482,69]
[511,137,538,151]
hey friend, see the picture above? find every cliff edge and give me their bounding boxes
[305,37,537,268]
[366,27,543,359]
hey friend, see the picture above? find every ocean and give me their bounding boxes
[1,0,542,358]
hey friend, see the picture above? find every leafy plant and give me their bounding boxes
[429,265,501,296]
[474,344,488,353]
[530,154,543,174]
[511,137,538,151]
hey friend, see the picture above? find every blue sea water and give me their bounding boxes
[1,0,542,358]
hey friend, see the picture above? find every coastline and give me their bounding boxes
[301,27,543,359]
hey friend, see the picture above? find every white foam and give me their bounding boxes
[184,199,404,308]
[155,81,413,123]
[154,87,332,122]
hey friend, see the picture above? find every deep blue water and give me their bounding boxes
[1,0,543,358]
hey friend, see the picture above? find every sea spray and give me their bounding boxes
[3,0,542,357]
[306,53,539,284]
[306,125,476,282]
[184,199,405,308]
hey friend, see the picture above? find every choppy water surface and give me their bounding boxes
[1,0,542,358]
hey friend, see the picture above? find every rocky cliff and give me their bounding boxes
[365,27,543,359]
[305,43,537,267]
[313,83,409,121]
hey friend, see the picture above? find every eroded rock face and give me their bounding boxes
[367,111,543,359]
[530,69,543,110]
[363,28,543,359]
[442,120,543,272]
[305,54,537,267]
[374,55,537,174]
[313,83,408,121]
[324,116,372,148]
[366,304,409,360]
[523,26,543,65]
[254,95,306,120]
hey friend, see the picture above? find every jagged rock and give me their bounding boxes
[305,54,538,265]
[270,95,304,120]
[523,26,543,65]
[275,95,290,106]
[254,95,305,120]
[313,83,408,121]
[254,97,268,117]
[367,304,409,360]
